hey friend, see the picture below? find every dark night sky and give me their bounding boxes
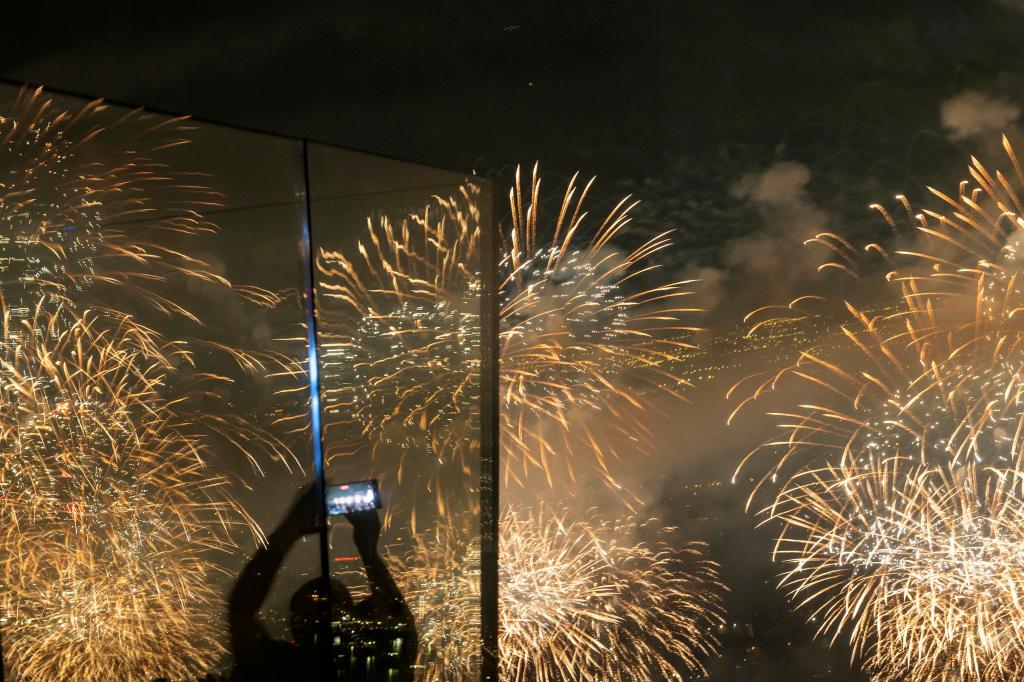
[7,0,1024,275]
[4,1,1019,179]
[0,2,662,175]
[7,3,1024,679]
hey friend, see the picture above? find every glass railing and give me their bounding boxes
[0,82,495,682]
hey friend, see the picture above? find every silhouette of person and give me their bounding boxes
[227,483,416,681]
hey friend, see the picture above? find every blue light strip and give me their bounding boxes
[299,140,326,499]
[303,289,325,483]
[298,140,334,677]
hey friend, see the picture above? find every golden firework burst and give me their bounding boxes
[0,304,258,681]
[498,505,725,682]
[316,166,700,522]
[771,457,1024,681]
[734,138,1024,681]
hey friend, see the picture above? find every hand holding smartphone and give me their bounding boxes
[325,480,381,516]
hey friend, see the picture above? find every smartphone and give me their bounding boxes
[325,480,381,516]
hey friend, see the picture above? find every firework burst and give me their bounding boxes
[0,304,258,681]
[498,505,724,682]
[396,505,725,682]
[316,166,700,519]
[734,321,1024,679]
[771,457,1024,680]
[0,86,281,322]
[499,166,699,492]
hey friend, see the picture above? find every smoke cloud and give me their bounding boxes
[940,90,1019,141]
[687,160,830,332]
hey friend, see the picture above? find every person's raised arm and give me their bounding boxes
[229,484,319,655]
[346,509,413,622]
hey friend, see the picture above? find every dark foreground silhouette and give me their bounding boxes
[226,484,417,681]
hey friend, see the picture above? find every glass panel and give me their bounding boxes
[307,144,486,681]
[0,84,316,680]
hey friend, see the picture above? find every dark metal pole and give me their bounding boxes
[298,138,335,681]
[479,178,500,681]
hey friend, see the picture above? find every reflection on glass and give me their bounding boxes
[0,85,313,680]
[315,185,482,528]
[394,510,480,680]
[229,485,416,681]
[308,146,484,680]
[0,84,492,682]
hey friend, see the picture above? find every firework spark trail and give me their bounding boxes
[317,166,700,523]
[0,86,283,320]
[0,304,259,681]
[0,88,304,679]
[731,139,1024,680]
[393,513,481,682]
[866,136,1024,306]
[498,505,724,682]
[770,457,1024,681]
[396,505,725,682]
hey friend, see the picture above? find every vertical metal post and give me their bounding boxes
[299,139,334,681]
[479,178,500,680]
